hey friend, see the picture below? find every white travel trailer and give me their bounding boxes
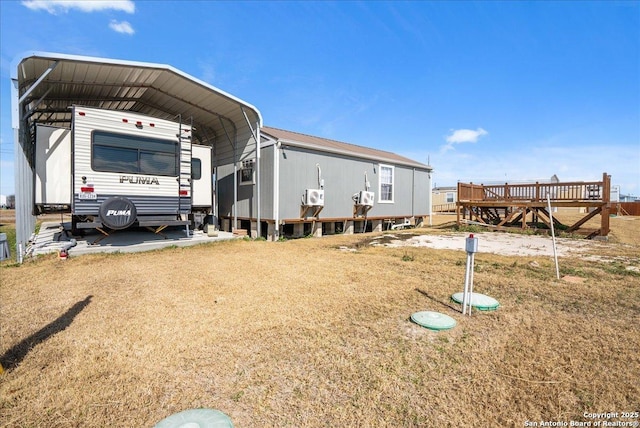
[35,106,213,233]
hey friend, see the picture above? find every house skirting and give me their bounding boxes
[220,215,429,240]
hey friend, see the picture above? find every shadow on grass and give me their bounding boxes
[415,288,461,314]
[0,295,92,373]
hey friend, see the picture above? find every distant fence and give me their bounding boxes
[432,203,457,213]
[618,202,640,216]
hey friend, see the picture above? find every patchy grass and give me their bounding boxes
[0,215,639,427]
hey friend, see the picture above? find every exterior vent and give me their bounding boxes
[304,189,325,206]
[357,190,375,207]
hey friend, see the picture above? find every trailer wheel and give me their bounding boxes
[99,197,137,230]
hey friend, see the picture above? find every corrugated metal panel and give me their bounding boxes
[15,52,262,148]
[236,183,255,219]
[216,163,236,218]
[214,126,257,166]
[219,145,275,221]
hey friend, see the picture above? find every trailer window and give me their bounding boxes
[92,131,178,176]
[191,158,202,180]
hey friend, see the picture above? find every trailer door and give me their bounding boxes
[191,144,213,208]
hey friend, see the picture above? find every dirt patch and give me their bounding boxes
[364,231,597,257]
[561,275,585,284]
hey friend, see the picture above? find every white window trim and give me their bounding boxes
[378,164,394,204]
[446,192,455,203]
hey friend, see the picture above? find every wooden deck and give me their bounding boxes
[456,173,612,238]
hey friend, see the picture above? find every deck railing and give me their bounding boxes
[457,173,610,203]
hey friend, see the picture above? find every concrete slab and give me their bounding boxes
[29,222,237,257]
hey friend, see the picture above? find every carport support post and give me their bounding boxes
[241,108,261,239]
[12,60,59,262]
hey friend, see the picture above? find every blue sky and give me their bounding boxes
[1,0,639,197]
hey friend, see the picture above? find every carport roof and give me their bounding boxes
[12,51,262,145]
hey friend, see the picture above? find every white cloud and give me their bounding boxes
[109,20,135,35]
[445,127,488,144]
[441,127,488,153]
[22,0,135,14]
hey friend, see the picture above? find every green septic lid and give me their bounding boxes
[451,292,499,311]
[154,409,233,428]
[411,311,457,331]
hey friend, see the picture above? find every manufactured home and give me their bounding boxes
[432,186,457,213]
[34,106,213,233]
[217,127,433,240]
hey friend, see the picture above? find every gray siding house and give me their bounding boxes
[218,126,432,240]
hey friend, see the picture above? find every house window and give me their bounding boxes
[240,159,255,185]
[379,164,394,203]
[446,192,455,203]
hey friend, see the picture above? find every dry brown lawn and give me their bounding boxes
[1,214,639,427]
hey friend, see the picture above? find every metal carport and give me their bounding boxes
[11,51,262,260]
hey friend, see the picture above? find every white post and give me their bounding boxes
[462,233,478,316]
[547,193,560,280]
[462,252,472,315]
[428,171,433,227]
[468,252,475,315]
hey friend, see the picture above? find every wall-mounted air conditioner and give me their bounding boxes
[356,190,375,207]
[304,189,325,206]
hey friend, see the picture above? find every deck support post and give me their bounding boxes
[600,173,611,237]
